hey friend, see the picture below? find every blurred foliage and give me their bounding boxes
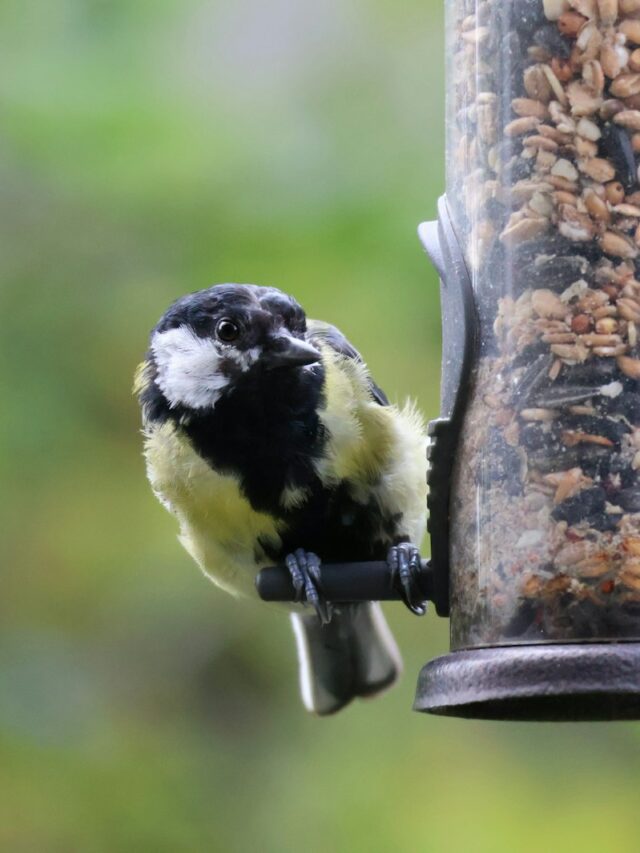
[2,1,640,851]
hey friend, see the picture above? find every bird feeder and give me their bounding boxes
[416,0,640,720]
[259,0,640,720]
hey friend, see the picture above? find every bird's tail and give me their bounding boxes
[290,602,402,715]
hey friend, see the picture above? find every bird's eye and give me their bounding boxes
[216,318,240,343]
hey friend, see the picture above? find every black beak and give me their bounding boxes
[263,334,321,370]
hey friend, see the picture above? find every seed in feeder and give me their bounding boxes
[577,117,601,140]
[500,216,549,245]
[601,124,637,188]
[567,80,603,115]
[524,134,559,151]
[558,205,597,241]
[622,0,640,11]
[618,297,640,321]
[623,538,640,556]
[529,191,555,216]
[601,44,626,80]
[600,231,639,258]
[571,313,594,333]
[605,181,625,203]
[610,73,640,98]
[595,317,620,334]
[583,59,605,94]
[520,407,559,421]
[505,116,542,136]
[613,203,640,216]
[613,110,640,131]
[542,63,569,103]
[620,19,640,45]
[582,332,623,346]
[550,342,590,360]
[629,49,640,73]
[580,157,616,181]
[558,10,588,35]
[512,98,550,120]
[618,354,640,376]
[583,188,611,220]
[524,64,553,102]
[597,0,619,24]
[551,158,579,181]
[532,288,569,318]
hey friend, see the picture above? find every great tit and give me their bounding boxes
[135,283,427,715]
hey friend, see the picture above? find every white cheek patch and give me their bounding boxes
[151,326,230,410]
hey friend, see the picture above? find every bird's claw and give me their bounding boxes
[388,543,427,616]
[285,549,332,625]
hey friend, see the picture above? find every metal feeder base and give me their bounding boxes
[414,643,640,721]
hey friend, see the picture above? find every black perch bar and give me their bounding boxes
[256,560,434,604]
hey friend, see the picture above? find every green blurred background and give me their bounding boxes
[3,1,640,850]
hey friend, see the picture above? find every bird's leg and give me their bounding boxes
[285,548,333,625]
[388,542,427,616]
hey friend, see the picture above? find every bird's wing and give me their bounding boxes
[306,319,389,406]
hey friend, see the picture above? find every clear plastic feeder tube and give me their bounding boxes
[447,0,640,649]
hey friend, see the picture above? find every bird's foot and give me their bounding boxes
[285,548,332,625]
[388,543,427,616]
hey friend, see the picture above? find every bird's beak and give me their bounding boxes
[263,334,321,370]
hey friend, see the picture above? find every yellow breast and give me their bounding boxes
[143,421,282,598]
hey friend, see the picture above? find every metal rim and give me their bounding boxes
[414,644,640,721]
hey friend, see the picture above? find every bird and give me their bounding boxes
[134,283,428,715]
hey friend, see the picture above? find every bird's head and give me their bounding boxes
[145,283,322,411]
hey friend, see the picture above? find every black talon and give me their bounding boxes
[388,543,427,616]
[285,549,332,625]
